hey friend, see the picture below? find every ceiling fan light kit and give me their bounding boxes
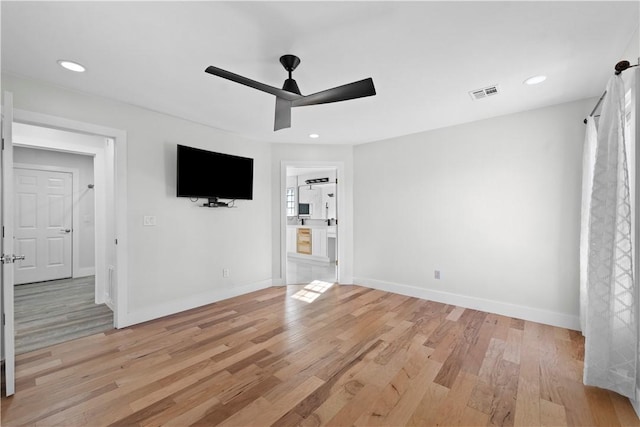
[205,54,376,131]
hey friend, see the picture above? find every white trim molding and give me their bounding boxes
[353,276,581,331]
[121,279,274,327]
[76,267,95,278]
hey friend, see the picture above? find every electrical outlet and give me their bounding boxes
[143,216,156,226]
[434,270,441,280]
[223,268,229,278]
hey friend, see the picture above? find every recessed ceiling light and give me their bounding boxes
[309,133,320,139]
[57,60,86,73]
[524,75,546,85]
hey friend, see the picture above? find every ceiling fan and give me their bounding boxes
[205,55,376,131]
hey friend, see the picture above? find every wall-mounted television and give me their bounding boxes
[176,144,254,201]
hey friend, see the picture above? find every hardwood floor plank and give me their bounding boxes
[585,386,622,427]
[150,395,220,427]
[192,375,282,426]
[487,359,520,426]
[513,321,541,426]
[461,313,496,376]
[322,383,382,427]
[503,327,523,365]
[353,357,440,426]
[218,375,324,427]
[406,378,449,426]
[610,391,640,427]
[432,371,479,426]
[433,310,487,389]
[271,339,384,424]
[2,284,636,427]
[540,398,568,427]
[459,406,491,426]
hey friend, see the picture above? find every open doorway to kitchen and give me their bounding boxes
[285,166,338,285]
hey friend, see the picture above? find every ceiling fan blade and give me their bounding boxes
[205,66,302,102]
[292,78,376,107]
[274,97,292,131]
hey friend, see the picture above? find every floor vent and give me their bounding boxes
[469,85,499,100]
[107,265,115,302]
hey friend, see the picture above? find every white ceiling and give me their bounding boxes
[2,1,638,145]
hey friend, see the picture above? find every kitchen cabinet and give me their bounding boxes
[297,228,311,255]
[287,225,335,263]
[312,228,327,257]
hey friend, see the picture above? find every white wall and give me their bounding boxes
[3,74,273,325]
[621,25,639,65]
[271,144,353,284]
[13,146,96,273]
[353,98,594,329]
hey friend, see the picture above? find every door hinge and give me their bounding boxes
[115,239,118,245]
[1,137,4,150]
[2,226,4,238]
[335,260,338,266]
[3,313,5,326]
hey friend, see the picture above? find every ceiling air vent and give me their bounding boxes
[469,85,499,100]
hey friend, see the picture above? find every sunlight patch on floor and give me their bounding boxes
[291,280,334,303]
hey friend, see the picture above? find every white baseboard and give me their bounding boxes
[75,267,95,278]
[353,276,580,331]
[120,279,273,327]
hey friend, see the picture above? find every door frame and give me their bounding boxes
[12,109,128,328]
[14,163,81,282]
[280,160,346,285]
[2,91,16,396]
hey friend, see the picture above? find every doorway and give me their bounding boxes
[11,126,113,354]
[2,99,128,396]
[284,166,338,285]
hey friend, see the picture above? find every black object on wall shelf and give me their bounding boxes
[200,197,237,208]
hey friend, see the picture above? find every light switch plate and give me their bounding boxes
[143,216,156,226]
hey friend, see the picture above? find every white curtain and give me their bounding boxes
[580,116,598,333]
[583,74,637,399]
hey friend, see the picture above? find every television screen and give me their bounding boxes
[176,144,253,200]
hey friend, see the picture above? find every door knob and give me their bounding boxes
[0,254,25,264]
[61,229,71,233]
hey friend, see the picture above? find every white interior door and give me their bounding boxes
[14,168,72,284]
[2,91,16,396]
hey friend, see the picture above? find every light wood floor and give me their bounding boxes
[2,284,638,426]
[14,276,114,354]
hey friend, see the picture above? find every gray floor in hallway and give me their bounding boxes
[286,256,337,284]
[14,276,114,354]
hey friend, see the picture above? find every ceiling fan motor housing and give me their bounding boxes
[280,55,302,94]
[282,78,301,95]
[280,54,301,72]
